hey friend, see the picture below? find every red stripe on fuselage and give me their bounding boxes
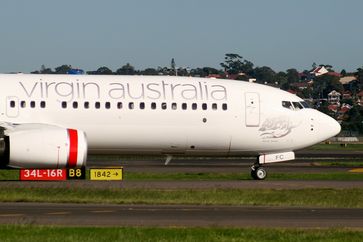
[68,129,78,167]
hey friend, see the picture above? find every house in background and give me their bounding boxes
[340,76,357,85]
[310,66,329,76]
[358,91,363,106]
[328,90,341,105]
[342,90,353,100]
[337,103,353,122]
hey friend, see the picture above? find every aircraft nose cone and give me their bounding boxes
[323,114,341,138]
[330,118,341,137]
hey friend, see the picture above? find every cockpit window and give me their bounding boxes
[292,102,304,110]
[282,100,310,110]
[282,101,293,110]
[300,101,310,108]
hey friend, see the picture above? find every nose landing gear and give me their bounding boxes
[250,152,295,180]
[251,164,267,180]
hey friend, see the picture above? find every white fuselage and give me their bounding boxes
[0,74,340,157]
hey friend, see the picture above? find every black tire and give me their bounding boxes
[251,169,257,180]
[255,167,267,180]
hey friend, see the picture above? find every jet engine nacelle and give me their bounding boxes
[0,125,87,168]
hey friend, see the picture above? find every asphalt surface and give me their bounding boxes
[0,203,362,228]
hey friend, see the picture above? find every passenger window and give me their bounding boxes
[212,103,217,110]
[293,102,303,110]
[117,102,123,109]
[129,102,134,109]
[282,101,293,110]
[222,103,227,111]
[202,103,207,110]
[95,102,101,109]
[30,101,36,108]
[192,103,197,110]
[182,103,187,110]
[161,103,167,110]
[62,101,67,109]
[20,101,26,108]
[105,102,111,109]
[171,103,177,110]
[140,102,145,109]
[10,101,16,108]
[40,101,46,108]
[73,101,78,109]
[84,102,90,109]
[151,102,156,110]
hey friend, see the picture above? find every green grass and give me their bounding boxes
[1,187,363,208]
[309,143,363,151]
[314,161,363,167]
[0,170,19,180]
[0,226,362,242]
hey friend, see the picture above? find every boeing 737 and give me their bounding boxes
[0,74,340,180]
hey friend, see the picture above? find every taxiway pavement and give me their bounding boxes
[0,203,362,228]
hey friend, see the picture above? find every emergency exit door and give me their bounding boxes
[245,92,260,127]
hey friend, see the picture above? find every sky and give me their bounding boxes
[0,0,362,73]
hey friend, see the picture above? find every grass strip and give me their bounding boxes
[313,161,363,167]
[310,143,363,151]
[0,226,363,242]
[1,187,363,208]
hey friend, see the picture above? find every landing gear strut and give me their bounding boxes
[251,163,267,180]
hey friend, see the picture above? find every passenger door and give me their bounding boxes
[245,92,260,127]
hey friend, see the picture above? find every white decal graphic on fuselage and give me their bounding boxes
[259,116,299,139]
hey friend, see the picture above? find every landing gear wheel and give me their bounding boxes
[251,166,267,180]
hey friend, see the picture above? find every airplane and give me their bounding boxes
[0,74,340,180]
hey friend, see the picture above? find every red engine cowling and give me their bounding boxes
[4,124,87,168]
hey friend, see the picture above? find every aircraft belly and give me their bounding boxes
[85,125,231,154]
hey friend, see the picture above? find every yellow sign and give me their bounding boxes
[90,168,123,180]
[349,168,363,173]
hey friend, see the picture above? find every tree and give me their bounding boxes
[344,106,363,134]
[141,68,158,75]
[94,66,113,75]
[201,67,220,76]
[340,69,347,76]
[253,66,276,84]
[157,66,171,75]
[357,67,363,90]
[220,53,254,75]
[189,68,203,77]
[298,88,313,99]
[176,67,189,76]
[275,71,288,90]
[54,65,72,74]
[313,74,342,99]
[31,65,53,74]
[319,64,334,72]
[286,69,300,84]
[116,63,135,75]
[341,99,353,106]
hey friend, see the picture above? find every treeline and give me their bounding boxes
[31,53,363,99]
